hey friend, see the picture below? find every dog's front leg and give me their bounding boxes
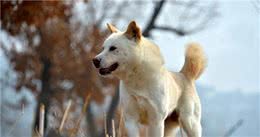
[125,116,140,137]
[147,121,165,137]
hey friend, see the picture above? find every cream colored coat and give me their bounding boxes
[94,21,206,137]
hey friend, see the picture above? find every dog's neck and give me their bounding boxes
[116,38,165,89]
[124,62,162,90]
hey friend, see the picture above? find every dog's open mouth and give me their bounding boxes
[99,63,119,75]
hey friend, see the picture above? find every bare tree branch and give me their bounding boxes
[143,0,166,37]
[223,119,244,137]
[180,1,218,35]
[96,0,113,28]
[252,0,260,12]
[111,0,130,24]
[176,0,197,30]
[143,0,218,37]
[153,25,186,36]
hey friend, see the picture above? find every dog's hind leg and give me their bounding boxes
[164,120,179,137]
[178,103,202,137]
[179,115,201,137]
[164,111,179,137]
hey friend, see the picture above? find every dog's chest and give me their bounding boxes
[133,95,152,124]
[120,83,167,125]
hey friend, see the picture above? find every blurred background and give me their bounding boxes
[0,0,259,137]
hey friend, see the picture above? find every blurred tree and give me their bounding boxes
[1,1,117,136]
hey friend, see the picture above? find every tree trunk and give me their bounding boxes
[34,57,52,132]
[99,86,120,137]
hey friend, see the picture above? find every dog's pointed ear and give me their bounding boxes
[124,21,142,41]
[107,23,119,33]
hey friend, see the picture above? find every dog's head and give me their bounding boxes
[92,21,142,76]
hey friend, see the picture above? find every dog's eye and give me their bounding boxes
[109,46,117,51]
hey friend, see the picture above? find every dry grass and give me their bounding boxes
[31,94,187,137]
[59,100,71,133]
[39,104,45,137]
[17,98,186,137]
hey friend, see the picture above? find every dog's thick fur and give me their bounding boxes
[93,21,206,137]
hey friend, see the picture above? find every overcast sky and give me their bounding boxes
[153,0,259,92]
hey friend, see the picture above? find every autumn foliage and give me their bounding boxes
[1,0,117,100]
[1,1,118,136]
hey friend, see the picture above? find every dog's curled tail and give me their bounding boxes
[180,43,207,81]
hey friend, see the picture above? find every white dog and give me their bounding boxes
[92,21,206,137]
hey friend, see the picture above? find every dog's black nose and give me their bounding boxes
[92,58,101,68]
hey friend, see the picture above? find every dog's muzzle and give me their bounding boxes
[99,63,119,75]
